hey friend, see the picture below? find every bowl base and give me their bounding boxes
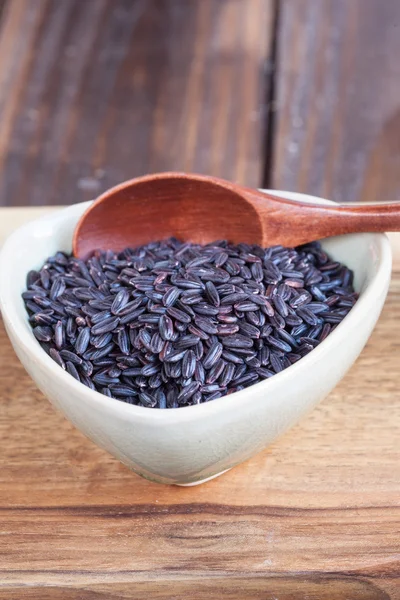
[174,468,231,486]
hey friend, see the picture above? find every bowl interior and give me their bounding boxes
[0,201,92,342]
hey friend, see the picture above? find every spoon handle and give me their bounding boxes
[244,188,400,247]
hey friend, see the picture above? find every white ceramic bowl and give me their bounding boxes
[0,192,392,485]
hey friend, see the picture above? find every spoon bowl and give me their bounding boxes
[73,173,263,259]
[73,172,400,259]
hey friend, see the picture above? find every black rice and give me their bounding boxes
[23,239,357,408]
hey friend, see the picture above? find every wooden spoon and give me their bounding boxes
[73,172,400,259]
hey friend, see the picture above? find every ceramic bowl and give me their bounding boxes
[0,192,392,485]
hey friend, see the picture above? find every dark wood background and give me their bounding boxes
[1,0,399,206]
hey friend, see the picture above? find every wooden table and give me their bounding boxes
[1,0,400,597]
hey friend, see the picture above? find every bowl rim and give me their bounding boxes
[0,190,392,424]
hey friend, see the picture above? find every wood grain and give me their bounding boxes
[272,0,400,203]
[0,226,399,596]
[1,578,395,600]
[0,0,272,207]
[1,578,396,600]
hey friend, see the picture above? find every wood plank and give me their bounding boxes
[272,0,400,203]
[0,228,399,595]
[0,0,272,207]
[1,577,395,600]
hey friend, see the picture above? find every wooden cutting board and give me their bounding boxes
[0,209,399,599]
